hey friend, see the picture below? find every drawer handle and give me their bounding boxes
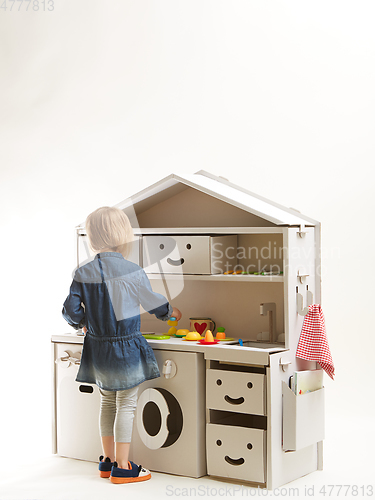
[224,395,245,405]
[79,385,94,393]
[225,456,245,466]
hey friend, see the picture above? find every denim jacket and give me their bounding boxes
[62,252,172,390]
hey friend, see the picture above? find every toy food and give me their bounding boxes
[176,329,190,337]
[168,316,179,335]
[205,330,214,342]
[216,327,226,340]
[183,331,202,341]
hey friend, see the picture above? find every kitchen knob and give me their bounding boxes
[55,350,81,368]
[162,359,177,379]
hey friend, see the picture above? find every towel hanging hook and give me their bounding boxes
[297,288,313,316]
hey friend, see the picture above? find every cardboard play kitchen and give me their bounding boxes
[52,171,326,489]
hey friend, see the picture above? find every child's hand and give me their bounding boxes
[171,307,182,321]
[82,326,87,334]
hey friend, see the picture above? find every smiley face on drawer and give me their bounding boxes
[206,369,265,416]
[217,377,253,408]
[216,438,253,466]
[206,424,266,483]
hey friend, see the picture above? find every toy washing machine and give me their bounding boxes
[130,349,207,478]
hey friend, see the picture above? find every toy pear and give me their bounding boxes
[205,329,214,342]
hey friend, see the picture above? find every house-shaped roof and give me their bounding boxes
[78,171,318,230]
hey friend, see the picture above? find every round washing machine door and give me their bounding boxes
[136,388,183,450]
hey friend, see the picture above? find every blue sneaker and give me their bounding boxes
[110,461,151,484]
[99,456,113,478]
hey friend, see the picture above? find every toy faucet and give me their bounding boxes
[260,303,276,343]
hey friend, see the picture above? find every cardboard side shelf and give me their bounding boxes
[282,382,325,451]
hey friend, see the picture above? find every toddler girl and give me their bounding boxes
[62,206,181,483]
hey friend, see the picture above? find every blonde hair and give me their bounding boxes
[85,207,134,258]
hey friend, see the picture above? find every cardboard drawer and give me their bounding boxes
[54,343,102,461]
[77,234,141,267]
[207,423,266,483]
[142,235,237,274]
[207,369,266,415]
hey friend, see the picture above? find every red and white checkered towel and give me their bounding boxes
[296,304,335,380]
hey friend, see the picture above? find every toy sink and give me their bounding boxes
[237,341,285,349]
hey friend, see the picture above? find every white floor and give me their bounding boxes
[1,416,373,500]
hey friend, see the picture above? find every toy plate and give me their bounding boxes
[216,337,235,341]
[198,339,219,345]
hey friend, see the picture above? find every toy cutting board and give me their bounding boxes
[142,334,170,340]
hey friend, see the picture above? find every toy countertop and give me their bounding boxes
[50,332,235,351]
[51,333,287,365]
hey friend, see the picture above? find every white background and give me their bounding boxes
[0,0,374,487]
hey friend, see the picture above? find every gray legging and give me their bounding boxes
[99,386,139,443]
